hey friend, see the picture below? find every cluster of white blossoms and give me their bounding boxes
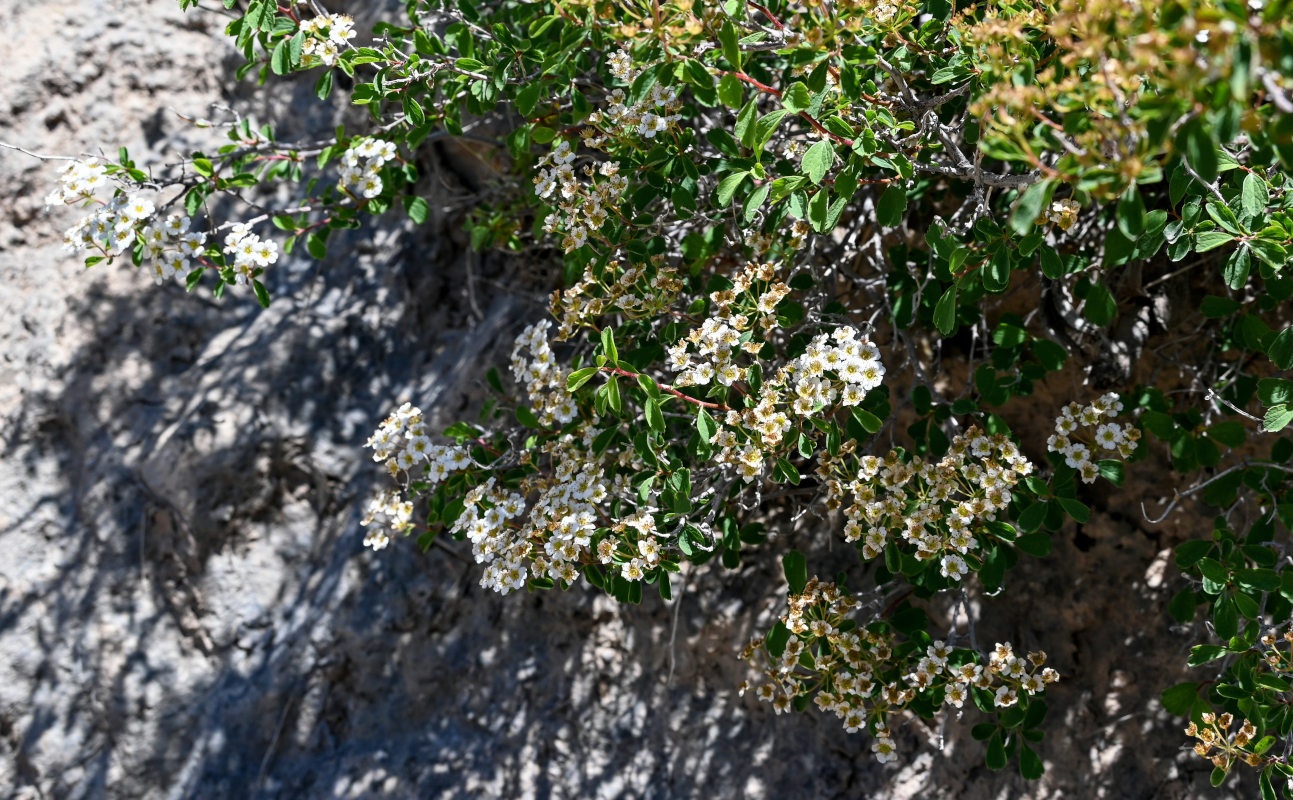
[511,320,579,426]
[51,159,159,260]
[661,263,885,483]
[534,140,630,254]
[594,51,684,142]
[299,12,356,67]
[361,403,473,550]
[138,214,208,284]
[1045,197,1080,230]
[780,326,886,410]
[46,158,109,206]
[339,137,397,200]
[827,427,1034,581]
[1047,393,1139,483]
[221,223,280,285]
[741,579,1058,764]
[360,488,413,551]
[365,402,471,480]
[451,430,657,594]
[548,258,685,340]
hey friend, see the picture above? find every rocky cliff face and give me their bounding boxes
[0,3,1249,798]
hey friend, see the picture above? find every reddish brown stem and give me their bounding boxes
[747,1,785,29]
[601,366,732,411]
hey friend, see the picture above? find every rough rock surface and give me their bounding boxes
[0,2,1256,798]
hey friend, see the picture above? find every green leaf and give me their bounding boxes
[734,99,758,148]
[1198,557,1229,586]
[1018,502,1048,533]
[717,73,742,108]
[516,406,542,428]
[781,82,811,113]
[1207,201,1242,235]
[601,326,619,365]
[645,398,664,434]
[1236,567,1280,592]
[1116,187,1146,237]
[718,19,740,68]
[315,69,333,100]
[1097,460,1125,485]
[1032,338,1067,371]
[801,140,835,185]
[1019,744,1044,780]
[1241,172,1269,222]
[403,195,429,224]
[1016,533,1051,557]
[567,366,599,392]
[1178,118,1219,184]
[1213,594,1238,638]
[1210,766,1227,788]
[1175,540,1212,569]
[1057,497,1090,523]
[1083,284,1116,326]
[716,171,749,207]
[1187,644,1228,666]
[754,110,789,152]
[1258,378,1293,406]
[252,279,271,308]
[1205,421,1245,448]
[876,185,907,227]
[782,550,808,595]
[1224,246,1251,290]
[1039,245,1064,279]
[1009,179,1055,235]
[1161,682,1198,715]
[306,231,327,260]
[1249,238,1288,267]
[1269,326,1293,370]
[606,375,622,414]
[1264,404,1293,433]
[697,407,717,443]
[851,406,883,434]
[270,38,289,75]
[743,182,771,223]
[1200,295,1241,318]
[1194,230,1234,253]
[985,731,1007,770]
[934,285,957,335]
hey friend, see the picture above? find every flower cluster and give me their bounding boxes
[548,258,685,340]
[364,402,471,481]
[221,223,280,286]
[1046,393,1139,483]
[360,488,413,551]
[139,214,208,284]
[739,579,1057,763]
[339,137,398,200]
[51,160,157,260]
[450,431,662,594]
[709,324,886,483]
[361,403,473,550]
[299,12,356,67]
[826,428,1034,580]
[1186,712,1266,770]
[593,51,683,142]
[534,140,630,253]
[1044,198,1080,230]
[510,320,579,426]
[45,158,109,206]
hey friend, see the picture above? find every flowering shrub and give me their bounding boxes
[19,0,1293,791]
